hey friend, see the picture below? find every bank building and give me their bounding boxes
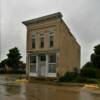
[23,12,80,79]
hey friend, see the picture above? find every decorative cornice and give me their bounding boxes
[22,12,62,26]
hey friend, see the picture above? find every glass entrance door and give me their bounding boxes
[38,54,46,77]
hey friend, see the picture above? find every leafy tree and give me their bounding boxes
[91,44,100,69]
[81,44,100,79]
[0,59,7,69]
[82,61,94,68]
[6,47,22,70]
[81,67,100,78]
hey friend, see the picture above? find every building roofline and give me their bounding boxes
[22,12,63,26]
[61,19,80,47]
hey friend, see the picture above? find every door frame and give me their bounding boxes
[38,54,46,77]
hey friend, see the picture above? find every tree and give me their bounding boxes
[81,44,100,78]
[82,61,94,68]
[91,44,100,69]
[6,47,22,70]
[0,59,7,69]
[81,66,100,78]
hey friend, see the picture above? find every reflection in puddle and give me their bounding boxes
[0,75,100,100]
[7,84,26,98]
[0,84,26,99]
[80,88,93,100]
[80,88,100,100]
[25,84,80,100]
[0,74,25,83]
[6,85,21,95]
[0,83,100,100]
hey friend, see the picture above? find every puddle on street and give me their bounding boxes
[0,75,100,100]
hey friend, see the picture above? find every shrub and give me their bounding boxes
[58,72,78,82]
[81,67,99,78]
[75,76,97,83]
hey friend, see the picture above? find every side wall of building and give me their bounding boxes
[58,20,80,76]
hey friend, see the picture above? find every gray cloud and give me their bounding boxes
[1,0,100,66]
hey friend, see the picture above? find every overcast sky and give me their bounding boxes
[0,0,100,66]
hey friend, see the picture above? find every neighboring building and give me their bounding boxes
[23,12,80,79]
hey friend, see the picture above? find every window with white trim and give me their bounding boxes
[30,55,36,73]
[32,32,35,48]
[49,32,54,48]
[48,54,56,73]
[40,33,44,48]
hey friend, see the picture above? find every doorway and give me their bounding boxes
[38,54,46,77]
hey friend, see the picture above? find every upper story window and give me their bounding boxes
[32,32,35,48]
[40,33,44,48]
[49,32,54,48]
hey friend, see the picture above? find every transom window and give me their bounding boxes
[40,55,46,61]
[32,32,35,48]
[30,55,36,63]
[48,54,56,63]
[32,32,35,38]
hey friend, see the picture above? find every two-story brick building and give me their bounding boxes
[23,12,80,79]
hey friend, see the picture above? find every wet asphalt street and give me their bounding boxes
[0,83,100,100]
[0,75,100,100]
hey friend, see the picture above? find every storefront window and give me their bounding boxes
[30,55,36,73]
[48,54,56,73]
